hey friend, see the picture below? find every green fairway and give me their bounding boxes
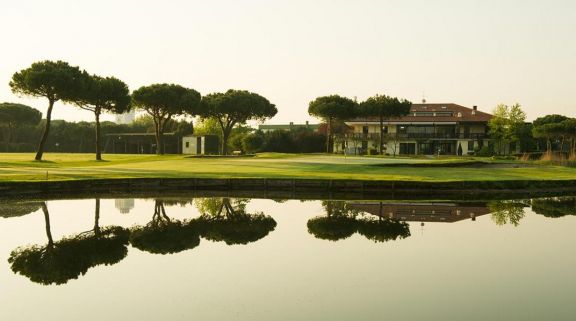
[0,153,574,182]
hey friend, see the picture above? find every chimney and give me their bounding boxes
[473,105,477,111]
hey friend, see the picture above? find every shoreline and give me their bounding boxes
[1,177,575,201]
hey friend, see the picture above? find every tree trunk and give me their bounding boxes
[94,198,101,236]
[222,129,230,155]
[379,115,384,155]
[6,123,14,144]
[42,202,54,247]
[155,121,164,155]
[326,117,332,154]
[95,109,102,160]
[35,99,55,161]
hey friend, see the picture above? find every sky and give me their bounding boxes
[0,0,575,124]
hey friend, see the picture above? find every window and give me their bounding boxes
[468,141,475,151]
[435,112,453,117]
[185,142,190,148]
[414,112,434,117]
[418,142,435,155]
[399,143,416,155]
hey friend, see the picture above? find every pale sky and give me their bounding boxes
[1,0,575,124]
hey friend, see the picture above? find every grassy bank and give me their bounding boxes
[0,153,575,182]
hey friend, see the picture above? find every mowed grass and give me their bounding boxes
[0,153,575,182]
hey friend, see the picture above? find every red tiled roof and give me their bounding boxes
[349,103,492,123]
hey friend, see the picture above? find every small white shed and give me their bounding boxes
[182,135,219,155]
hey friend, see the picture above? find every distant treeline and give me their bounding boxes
[0,113,327,154]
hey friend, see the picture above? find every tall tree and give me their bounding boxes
[0,103,42,144]
[561,119,576,157]
[533,122,560,154]
[308,95,357,153]
[532,115,572,154]
[75,75,131,160]
[360,95,412,154]
[533,114,569,127]
[132,84,201,155]
[9,60,85,160]
[200,89,277,155]
[488,103,526,155]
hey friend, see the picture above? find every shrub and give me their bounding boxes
[242,134,265,154]
[262,131,297,153]
[474,146,493,157]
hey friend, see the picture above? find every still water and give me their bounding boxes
[0,196,575,321]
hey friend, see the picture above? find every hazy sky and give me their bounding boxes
[1,0,575,124]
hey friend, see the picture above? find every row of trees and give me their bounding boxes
[0,103,42,145]
[488,104,575,157]
[0,115,194,153]
[532,114,576,157]
[0,109,329,154]
[308,94,412,154]
[8,60,277,160]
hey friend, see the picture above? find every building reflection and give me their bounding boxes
[348,201,491,223]
[115,199,135,214]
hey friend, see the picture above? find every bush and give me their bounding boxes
[263,131,298,153]
[0,143,36,152]
[242,134,265,154]
[294,131,325,153]
[474,146,493,157]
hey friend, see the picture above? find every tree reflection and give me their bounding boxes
[307,201,358,241]
[193,198,277,245]
[129,200,200,254]
[308,201,412,242]
[488,200,527,226]
[0,200,43,218]
[8,200,129,285]
[531,197,576,218]
[356,217,411,243]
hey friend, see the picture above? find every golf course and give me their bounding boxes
[0,153,574,182]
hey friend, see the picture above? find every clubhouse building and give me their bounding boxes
[339,103,493,155]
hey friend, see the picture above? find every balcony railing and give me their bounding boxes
[343,133,488,140]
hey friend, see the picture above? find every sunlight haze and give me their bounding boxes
[1,0,574,123]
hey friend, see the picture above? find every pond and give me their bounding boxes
[1,195,575,321]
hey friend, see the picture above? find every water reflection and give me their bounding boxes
[2,195,576,287]
[348,201,491,223]
[8,200,129,285]
[488,200,528,226]
[114,198,135,214]
[307,201,411,242]
[193,198,277,245]
[129,200,200,255]
[307,201,360,241]
[531,197,576,218]
[0,200,43,218]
